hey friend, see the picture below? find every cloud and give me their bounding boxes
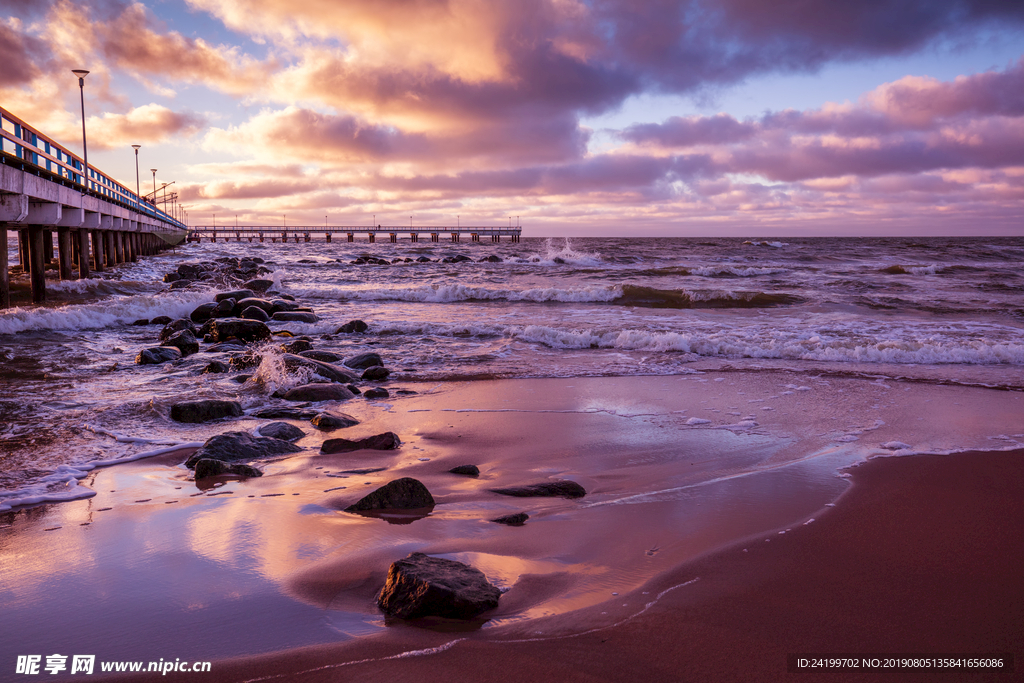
[0,21,47,87]
[85,104,207,150]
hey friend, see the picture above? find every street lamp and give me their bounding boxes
[71,69,90,191]
[131,145,141,198]
[150,169,157,201]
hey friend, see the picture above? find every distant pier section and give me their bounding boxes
[1,106,187,306]
[187,225,522,244]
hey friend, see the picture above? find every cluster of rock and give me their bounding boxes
[347,254,503,265]
[162,257,272,290]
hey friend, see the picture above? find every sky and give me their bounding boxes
[2,0,1023,236]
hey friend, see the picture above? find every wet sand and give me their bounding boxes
[2,374,1021,680]
[207,448,1024,683]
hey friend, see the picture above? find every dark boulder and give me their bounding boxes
[241,306,270,322]
[283,339,313,354]
[282,383,356,402]
[361,366,391,381]
[449,465,480,476]
[281,353,355,383]
[160,329,199,357]
[208,318,272,344]
[347,384,362,395]
[170,279,194,290]
[270,298,300,312]
[170,399,243,423]
[337,320,368,334]
[321,432,400,454]
[311,412,359,431]
[203,360,230,374]
[491,512,529,526]
[490,481,586,499]
[272,311,318,323]
[345,477,434,512]
[136,346,182,364]
[251,406,319,420]
[416,256,431,262]
[258,421,306,441]
[243,279,274,294]
[299,349,343,363]
[131,318,150,326]
[163,273,181,283]
[363,388,390,399]
[151,316,173,326]
[236,297,275,313]
[190,302,219,323]
[344,352,383,369]
[213,299,236,318]
[377,552,500,620]
[482,255,502,263]
[184,431,302,468]
[159,318,196,341]
[193,458,262,479]
[216,289,256,302]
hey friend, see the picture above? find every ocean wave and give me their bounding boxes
[0,291,212,334]
[613,285,804,308]
[689,266,789,278]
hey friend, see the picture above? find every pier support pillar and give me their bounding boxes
[451,233,458,243]
[28,226,46,303]
[347,233,354,242]
[390,233,397,243]
[369,233,375,244]
[57,228,74,280]
[104,231,115,267]
[92,230,105,272]
[0,225,9,308]
[325,233,331,243]
[411,233,418,243]
[304,233,310,243]
[19,229,31,272]
[77,229,91,278]
[43,230,54,264]
[431,233,438,243]
[116,232,125,264]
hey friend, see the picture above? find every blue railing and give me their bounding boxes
[0,105,185,230]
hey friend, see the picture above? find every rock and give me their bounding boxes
[449,465,480,476]
[170,399,243,423]
[184,431,302,468]
[347,384,362,395]
[243,279,274,294]
[490,481,586,499]
[151,316,173,326]
[311,412,359,431]
[345,477,434,512]
[363,388,390,399]
[251,406,320,420]
[229,351,262,369]
[321,432,401,454]
[344,352,383,369]
[208,318,272,344]
[282,383,356,402]
[377,552,500,620]
[299,349,343,363]
[193,458,262,479]
[136,346,182,364]
[213,299,236,318]
[160,329,199,357]
[170,280,193,290]
[483,255,502,263]
[337,320,368,334]
[270,298,300,312]
[216,289,255,302]
[241,306,270,322]
[361,366,391,380]
[416,256,432,262]
[257,422,306,441]
[281,353,356,383]
[163,273,181,283]
[491,512,529,526]
[272,311,318,323]
[283,339,313,354]
[203,360,230,374]
[236,297,276,313]
[190,302,219,323]
[131,318,150,326]
[159,318,196,341]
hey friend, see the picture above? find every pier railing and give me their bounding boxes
[0,106,185,230]
[187,226,523,244]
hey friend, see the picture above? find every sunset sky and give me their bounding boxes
[2,0,1022,235]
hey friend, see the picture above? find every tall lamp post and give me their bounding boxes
[71,70,90,190]
[131,145,141,198]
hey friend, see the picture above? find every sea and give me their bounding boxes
[2,234,1024,508]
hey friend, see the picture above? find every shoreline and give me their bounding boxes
[202,447,1024,683]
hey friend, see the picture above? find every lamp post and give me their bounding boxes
[131,145,141,198]
[71,70,90,191]
[150,169,157,202]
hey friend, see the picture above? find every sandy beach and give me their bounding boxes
[3,373,1021,681]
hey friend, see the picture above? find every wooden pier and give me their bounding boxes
[186,226,522,244]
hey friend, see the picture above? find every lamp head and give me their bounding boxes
[132,144,141,151]
[71,69,89,86]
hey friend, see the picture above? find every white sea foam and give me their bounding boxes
[690,266,788,277]
[290,283,623,304]
[0,291,212,334]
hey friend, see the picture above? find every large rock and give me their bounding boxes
[236,297,275,314]
[136,346,182,364]
[160,329,199,357]
[240,306,270,322]
[193,458,262,479]
[159,318,196,341]
[243,279,274,294]
[208,318,272,344]
[491,512,529,526]
[345,477,434,511]
[299,349,344,363]
[283,339,313,354]
[363,388,390,399]
[321,432,400,453]
[282,383,356,402]
[311,412,359,431]
[449,465,480,476]
[216,289,255,302]
[251,406,319,420]
[337,320,368,334]
[190,302,219,323]
[272,311,318,323]
[344,352,383,369]
[170,399,243,423]
[258,421,306,441]
[361,366,391,381]
[377,552,500,620]
[281,353,356,383]
[490,481,586,499]
[184,431,302,468]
